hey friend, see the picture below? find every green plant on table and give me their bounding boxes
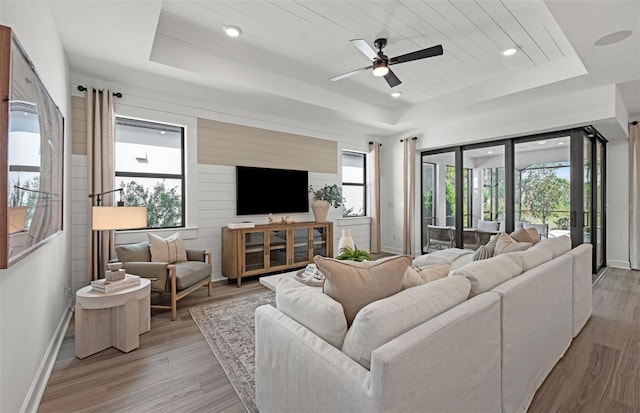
[335,245,371,262]
[309,184,343,208]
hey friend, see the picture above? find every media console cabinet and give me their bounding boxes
[221,221,333,287]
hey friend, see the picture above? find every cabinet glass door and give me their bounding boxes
[312,226,328,257]
[243,230,265,273]
[269,229,288,268]
[292,227,310,264]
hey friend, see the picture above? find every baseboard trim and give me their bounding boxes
[21,308,73,413]
[381,246,403,255]
[607,260,631,270]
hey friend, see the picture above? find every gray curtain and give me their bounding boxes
[630,122,640,270]
[86,88,115,279]
[369,142,381,253]
[403,138,416,255]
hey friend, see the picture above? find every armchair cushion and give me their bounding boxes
[122,262,169,291]
[186,249,207,262]
[116,241,151,263]
[173,261,211,290]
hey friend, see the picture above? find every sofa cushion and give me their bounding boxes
[449,254,523,297]
[315,255,411,326]
[450,253,474,270]
[402,262,451,289]
[276,276,347,348]
[510,227,540,244]
[172,260,211,290]
[531,236,572,258]
[148,232,187,264]
[505,247,554,273]
[494,233,532,255]
[342,276,471,370]
[477,220,500,232]
[116,241,151,263]
[412,248,472,267]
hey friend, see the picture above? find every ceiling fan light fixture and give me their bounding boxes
[372,61,389,77]
[223,25,242,38]
[501,47,517,56]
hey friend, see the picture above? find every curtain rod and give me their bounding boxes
[400,137,418,142]
[368,141,382,147]
[77,85,122,98]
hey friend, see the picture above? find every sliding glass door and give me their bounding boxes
[420,151,457,253]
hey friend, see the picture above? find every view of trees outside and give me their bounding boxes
[519,166,570,229]
[422,162,435,226]
[482,167,505,222]
[119,180,182,228]
[445,166,471,227]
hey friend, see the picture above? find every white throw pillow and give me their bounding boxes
[342,276,471,370]
[276,276,348,348]
[449,254,523,297]
[147,232,187,263]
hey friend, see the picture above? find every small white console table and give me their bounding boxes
[75,278,151,359]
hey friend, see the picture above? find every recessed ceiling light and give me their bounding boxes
[223,25,242,38]
[537,140,547,145]
[487,150,493,154]
[160,131,166,135]
[390,91,402,98]
[501,47,518,56]
[595,30,632,46]
[557,142,564,145]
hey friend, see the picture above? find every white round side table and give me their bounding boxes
[75,278,151,359]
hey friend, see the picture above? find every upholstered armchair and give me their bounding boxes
[115,241,212,320]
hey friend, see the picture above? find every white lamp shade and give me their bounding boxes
[92,206,147,230]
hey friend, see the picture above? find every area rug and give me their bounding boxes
[190,290,275,413]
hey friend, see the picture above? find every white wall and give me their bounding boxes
[69,75,373,282]
[0,2,72,412]
[606,138,630,268]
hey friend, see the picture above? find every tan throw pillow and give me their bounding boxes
[494,232,532,255]
[510,227,540,244]
[402,262,451,289]
[276,276,347,348]
[147,232,187,263]
[315,255,412,326]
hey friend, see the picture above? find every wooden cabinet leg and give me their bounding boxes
[237,276,242,287]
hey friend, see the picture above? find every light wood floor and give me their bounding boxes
[39,268,639,413]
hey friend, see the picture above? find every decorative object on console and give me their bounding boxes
[338,228,355,250]
[268,213,295,224]
[335,245,371,262]
[309,184,343,222]
[105,261,125,281]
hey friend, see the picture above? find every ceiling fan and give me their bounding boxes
[330,38,444,88]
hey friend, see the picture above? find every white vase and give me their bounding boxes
[338,229,355,251]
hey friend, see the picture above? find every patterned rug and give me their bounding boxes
[190,290,275,413]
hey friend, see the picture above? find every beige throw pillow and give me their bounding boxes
[510,227,540,244]
[147,232,187,264]
[402,262,451,289]
[494,232,532,255]
[276,276,348,348]
[315,255,412,326]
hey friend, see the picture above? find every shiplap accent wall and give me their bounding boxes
[197,118,337,173]
[71,155,89,290]
[71,96,86,155]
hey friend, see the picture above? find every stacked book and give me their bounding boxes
[302,263,322,280]
[228,222,255,229]
[91,274,141,293]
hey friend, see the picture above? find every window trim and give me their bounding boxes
[114,116,186,229]
[341,150,367,218]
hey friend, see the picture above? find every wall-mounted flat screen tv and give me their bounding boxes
[236,166,309,215]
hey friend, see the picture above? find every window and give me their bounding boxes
[342,151,366,217]
[115,117,185,228]
[421,162,436,226]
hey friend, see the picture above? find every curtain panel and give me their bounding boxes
[403,138,417,256]
[630,121,640,270]
[86,88,115,280]
[369,142,382,253]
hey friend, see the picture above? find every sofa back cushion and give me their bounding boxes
[449,254,523,297]
[531,235,572,258]
[494,233,532,255]
[116,241,151,263]
[315,255,411,326]
[401,262,451,289]
[506,247,554,273]
[276,276,348,348]
[341,276,471,370]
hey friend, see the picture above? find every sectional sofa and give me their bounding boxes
[255,236,592,413]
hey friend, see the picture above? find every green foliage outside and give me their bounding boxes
[520,168,570,225]
[120,180,182,228]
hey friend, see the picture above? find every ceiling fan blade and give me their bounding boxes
[330,65,373,81]
[390,44,443,65]
[384,69,402,88]
[350,39,378,60]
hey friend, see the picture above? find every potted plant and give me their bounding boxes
[309,184,343,222]
[335,245,371,262]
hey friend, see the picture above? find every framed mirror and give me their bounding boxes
[0,25,64,268]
